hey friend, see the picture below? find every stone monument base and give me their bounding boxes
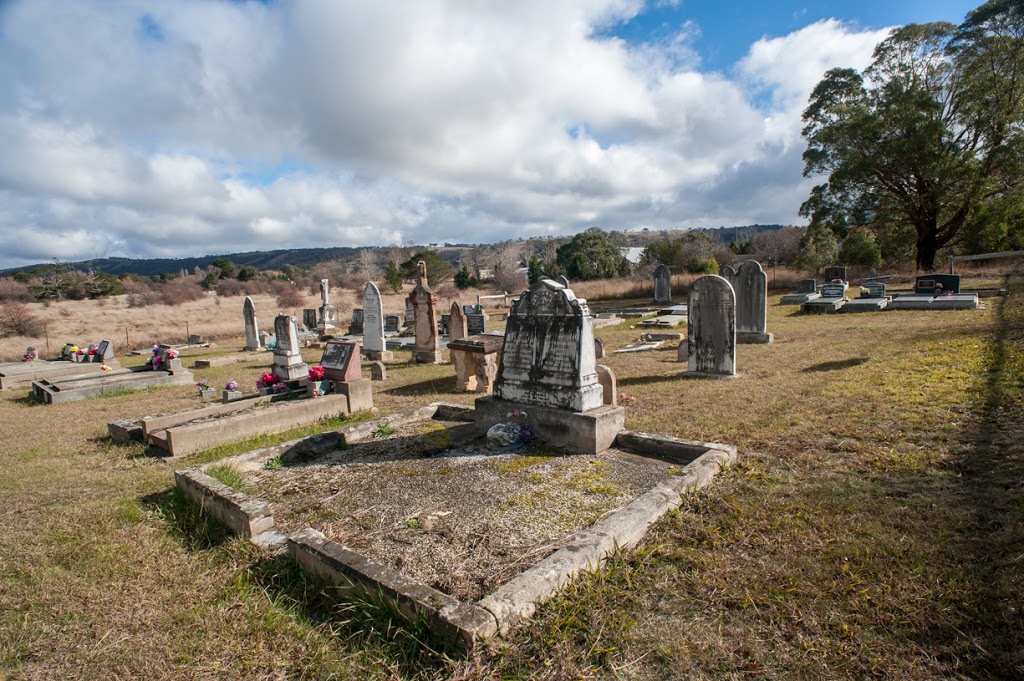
[333,378,373,413]
[736,332,773,344]
[474,396,624,456]
[364,350,394,362]
[273,355,309,381]
[412,349,443,364]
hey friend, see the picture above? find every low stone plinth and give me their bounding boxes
[448,335,503,393]
[333,378,373,413]
[840,297,890,313]
[780,292,821,305]
[148,394,351,458]
[31,365,194,404]
[801,297,846,313]
[737,331,773,344]
[889,293,979,310]
[174,467,274,539]
[474,396,624,455]
[108,418,144,444]
[192,353,264,368]
[0,359,120,390]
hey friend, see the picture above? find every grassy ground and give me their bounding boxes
[1,276,1022,679]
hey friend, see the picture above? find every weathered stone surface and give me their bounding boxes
[409,262,442,363]
[653,264,672,304]
[594,337,605,359]
[719,264,735,281]
[363,282,386,353]
[840,297,888,312]
[801,297,846,313]
[687,275,737,377]
[449,302,468,343]
[303,308,318,331]
[780,291,821,305]
[0,360,118,390]
[243,297,261,350]
[333,377,374,412]
[494,279,602,412]
[449,335,503,393]
[370,361,386,381]
[273,315,308,381]
[595,364,617,406]
[108,418,144,444]
[318,279,337,333]
[175,467,274,538]
[734,261,772,344]
[474,396,623,455]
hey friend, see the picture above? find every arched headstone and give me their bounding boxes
[686,275,736,377]
[449,302,468,342]
[653,264,672,304]
[363,282,385,353]
[734,261,772,344]
[243,297,260,351]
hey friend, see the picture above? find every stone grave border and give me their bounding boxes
[174,403,736,649]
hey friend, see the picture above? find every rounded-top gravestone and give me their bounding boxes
[686,275,736,377]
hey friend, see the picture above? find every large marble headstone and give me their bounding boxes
[449,302,468,342]
[363,282,385,353]
[272,315,308,380]
[653,264,672,304]
[686,275,737,377]
[243,296,260,351]
[493,279,602,412]
[733,261,771,344]
[408,261,442,363]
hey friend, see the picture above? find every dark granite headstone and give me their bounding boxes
[823,265,847,282]
[797,278,817,294]
[914,274,961,294]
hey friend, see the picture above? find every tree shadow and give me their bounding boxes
[139,487,235,551]
[802,357,870,372]
[618,373,679,388]
[383,374,459,396]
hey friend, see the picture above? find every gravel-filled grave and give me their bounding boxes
[245,419,680,602]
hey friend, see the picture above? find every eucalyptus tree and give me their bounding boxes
[801,1,1024,270]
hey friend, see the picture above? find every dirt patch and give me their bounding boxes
[246,419,677,602]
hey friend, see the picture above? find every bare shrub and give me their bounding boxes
[0,278,33,303]
[0,303,45,338]
[215,279,246,297]
[273,281,305,307]
[159,283,205,306]
[59,308,73,318]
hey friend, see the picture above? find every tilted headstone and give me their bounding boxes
[272,315,308,380]
[595,364,617,406]
[449,302,468,342]
[408,261,442,363]
[734,261,770,343]
[494,278,602,411]
[797,278,817,294]
[320,340,361,382]
[363,282,386,353]
[243,296,260,351]
[653,264,672,304]
[823,265,847,282]
[686,275,736,377]
[914,273,961,294]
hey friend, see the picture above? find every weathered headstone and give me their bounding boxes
[686,275,737,377]
[362,282,392,360]
[243,297,260,351]
[733,261,772,344]
[595,364,617,406]
[719,264,736,282]
[557,275,570,289]
[476,279,624,454]
[302,309,318,331]
[272,315,308,380]
[405,299,415,325]
[370,361,386,381]
[318,279,337,333]
[798,278,817,294]
[384,315,401,333]
[823,265,847,283]
[259,330,271,349]
[449,334,504,392]
[653,264,672,304]
[449,302,468,342]
[594,337,605,359]
[348,309,364,336]
[409,262,442,363]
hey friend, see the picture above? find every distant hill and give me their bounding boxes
[0,224,792,278]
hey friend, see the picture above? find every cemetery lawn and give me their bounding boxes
[1,277,1022,679]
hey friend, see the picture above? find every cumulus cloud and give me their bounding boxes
[0,0,891,268]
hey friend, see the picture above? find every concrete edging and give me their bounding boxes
[174,467,274,539]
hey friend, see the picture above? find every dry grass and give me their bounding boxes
[1,274,1022,679]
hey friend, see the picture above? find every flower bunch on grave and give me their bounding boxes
[87,345,98,356]
[23,349,37,362]
[165,348,179,359]
[101,364,112,371]
[507,409,536,444]
[308,365,325,381]
[310,387,324,399]
[195,379,209,393]
[256,371,284,389]
[225,380,238,391]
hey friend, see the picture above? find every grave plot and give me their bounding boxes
[175,404,735,647]
[31,346,191,404]
[115,391,354,457]
[0,356,120,390]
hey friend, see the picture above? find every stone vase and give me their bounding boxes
[199,388,217,401]
[222,389,243,403]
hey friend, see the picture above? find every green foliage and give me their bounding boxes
[643,232,720,274]
[205,464,249,492]
[963,193,1024,254]
[796,220,839,273]
[554,228,631,281]
[527,256,545,284]
[236,265,259,281]
[383,260,403,294]
[839,231,883,269]
[453,265,478,290]
[211,258,236,279]
[398,251,451,286]
[802,6,1024,270]
[372,422,396,438]
[201,271,220,291]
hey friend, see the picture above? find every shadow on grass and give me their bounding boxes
[383,374,458,397]
[802,357,870,372]
[140,487,235,551]
[913,272,1024,676]
[248,553,467,673]
[8,393,43,407]
[618,372,679,388]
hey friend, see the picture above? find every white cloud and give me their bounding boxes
[0,0,890,269]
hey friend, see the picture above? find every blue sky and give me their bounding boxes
[0,0,987,268]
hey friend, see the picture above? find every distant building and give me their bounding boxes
[621,247,645,264]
